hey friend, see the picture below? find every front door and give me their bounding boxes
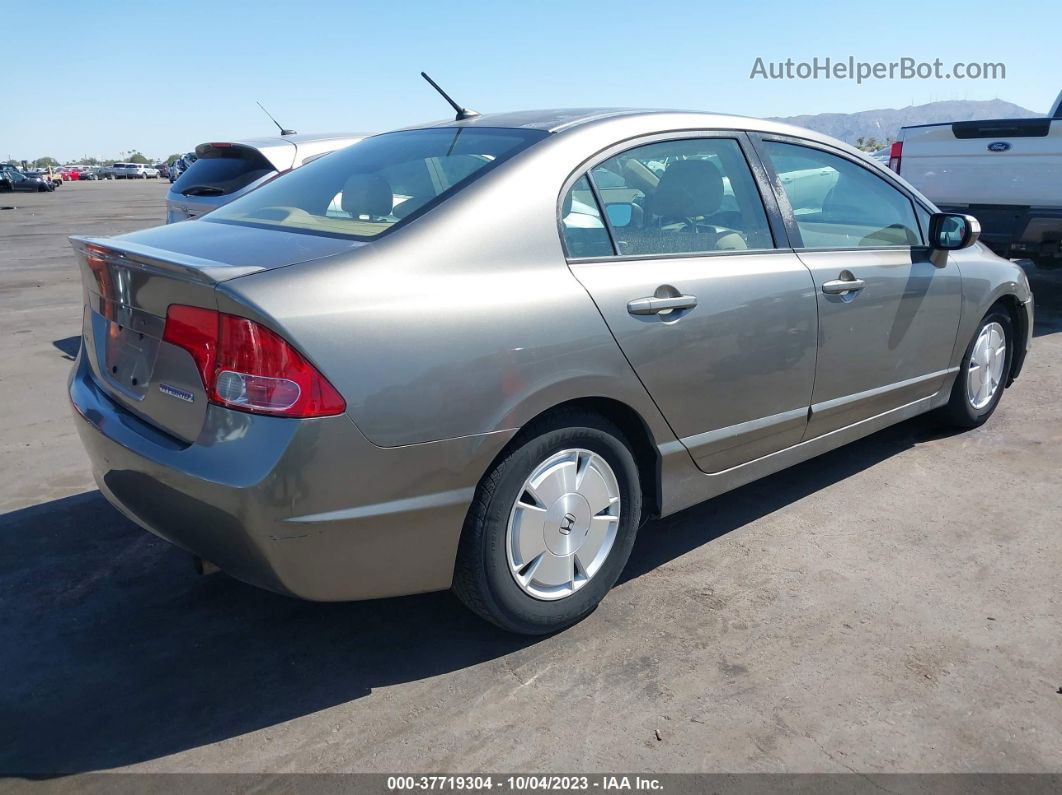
[561,134,818,474]
[757,138,963,438]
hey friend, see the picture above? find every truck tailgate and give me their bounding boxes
[899,118,1062,206]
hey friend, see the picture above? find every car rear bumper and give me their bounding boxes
[69,353,512,601]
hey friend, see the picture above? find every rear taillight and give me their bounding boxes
[162,305,345,418]
[888,141,903,174]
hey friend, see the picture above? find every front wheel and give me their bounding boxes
[453,411,642,634]
[937,307,1013,428]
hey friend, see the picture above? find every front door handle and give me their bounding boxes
[627,294,698,315]
[821,277,866,295]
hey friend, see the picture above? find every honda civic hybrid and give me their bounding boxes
[69,109,1032,633]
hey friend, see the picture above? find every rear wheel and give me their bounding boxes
[937,307,1013,428]
[453,411,642,634]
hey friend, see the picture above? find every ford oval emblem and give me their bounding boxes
[987,141,1011,152]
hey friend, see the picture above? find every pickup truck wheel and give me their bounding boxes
[937,307,1013,429]
[453,411,642,634]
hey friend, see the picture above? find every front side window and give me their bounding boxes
[206,127,547,240]
[588,137,774,256]
[763,141,922,248]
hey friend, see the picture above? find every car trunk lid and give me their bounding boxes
[71,224,363,442]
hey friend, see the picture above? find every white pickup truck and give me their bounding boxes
[889,90,1062,263]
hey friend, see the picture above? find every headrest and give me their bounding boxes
[341,172,392,218]
[652,160,724,219]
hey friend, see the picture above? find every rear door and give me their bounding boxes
[754,136,963,438]
[562,132,818,474]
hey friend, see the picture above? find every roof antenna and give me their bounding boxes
[256,101,297,136]
[420,72,479,121]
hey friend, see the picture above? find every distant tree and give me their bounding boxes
[33,156,60,168]
[127,151,150,164]
[854,136,887,153]
[79,156,100,166]
[164,153,183,165]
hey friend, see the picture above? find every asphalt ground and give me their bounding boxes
[1,180,1059,776]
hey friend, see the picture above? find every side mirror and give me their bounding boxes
[605,202,634,228]
[929,212,980,250]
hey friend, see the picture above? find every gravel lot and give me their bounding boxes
[1,181,1060,776]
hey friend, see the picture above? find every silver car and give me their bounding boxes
[165,133,367,223]
[69,109,1033,634]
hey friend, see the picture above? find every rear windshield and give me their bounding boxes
[205,127,548,239]
[172,146,276,197]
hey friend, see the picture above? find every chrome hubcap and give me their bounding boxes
[506,448,621,601]
[967,321,1006,410]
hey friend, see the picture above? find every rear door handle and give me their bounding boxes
[821,278,866,295]
[627,294,698,315]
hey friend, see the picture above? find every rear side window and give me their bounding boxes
[587,137,774,256]
[172,146,275,197]
[206,127,547,240]
[763,141,922,248]
[561,176,612,257]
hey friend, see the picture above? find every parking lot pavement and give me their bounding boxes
[1,181,1060,776]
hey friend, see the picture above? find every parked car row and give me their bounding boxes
[0,164,55,192]
[104,162,160,179]
[15,163,173,183]
[167,153,197,183]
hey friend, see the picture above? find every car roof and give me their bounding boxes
[398,107,871,161]
[403,107,798,134]
[214,131,370,148]
[193,132,371,170]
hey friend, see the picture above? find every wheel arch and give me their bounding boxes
[475,396,663,526]
[990,293,1028,386]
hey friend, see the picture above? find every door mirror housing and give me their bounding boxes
[929,212,980,250]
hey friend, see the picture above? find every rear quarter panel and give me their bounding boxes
[216,133,677,451]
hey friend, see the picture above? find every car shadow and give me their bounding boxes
[52,336,81,360]
[0,413,954,777]
[619,414,956,583]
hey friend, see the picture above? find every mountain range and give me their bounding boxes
[770,99,1039,146]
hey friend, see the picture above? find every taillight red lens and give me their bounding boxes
[162,306,218,390]
[888,141,903,174]
[162,305,345,418]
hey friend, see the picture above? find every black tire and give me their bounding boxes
[936,306,1014,429]
[453,410,643,634]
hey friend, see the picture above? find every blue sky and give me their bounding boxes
[5,0,1060,161]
